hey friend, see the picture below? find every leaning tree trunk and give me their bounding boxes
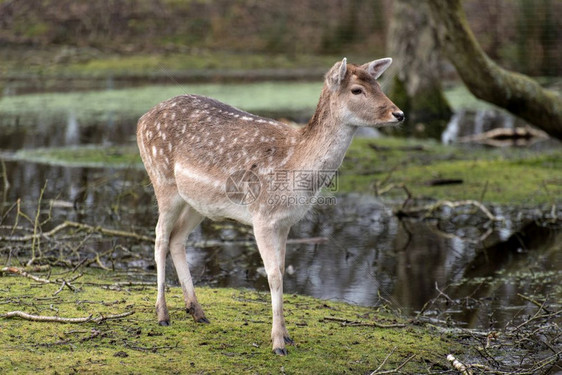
[426,0,562,141]
[385,0,452,138]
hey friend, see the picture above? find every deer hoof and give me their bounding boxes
[273,347,288,356]
[284,336,294,345]
[196,317,210,324]
[158,320,170,326]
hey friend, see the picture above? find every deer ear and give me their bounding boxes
[326,58,348,90]
[361,58,392,80]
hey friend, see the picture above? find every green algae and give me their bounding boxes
[0,267,456,374]
[0,82,322,128]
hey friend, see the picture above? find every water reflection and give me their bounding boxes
[1,160,560,329]
[1,88,560,330]
[0,111,137,151]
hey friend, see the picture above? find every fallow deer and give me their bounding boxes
[137,57,404,355]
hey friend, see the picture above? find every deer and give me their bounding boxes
[136,57,404,355]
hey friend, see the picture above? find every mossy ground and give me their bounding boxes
[0,267,455,374]
[341,137,562,205]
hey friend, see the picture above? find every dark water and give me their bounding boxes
[1,91,561,330]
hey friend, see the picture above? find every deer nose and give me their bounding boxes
[392,111,405,122]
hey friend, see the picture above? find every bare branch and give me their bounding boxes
[0,310,134,324]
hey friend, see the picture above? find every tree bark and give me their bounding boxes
[385,0,452,138]
[426,0,562,141]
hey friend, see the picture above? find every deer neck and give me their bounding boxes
[295,87,357,172]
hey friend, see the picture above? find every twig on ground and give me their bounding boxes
[0,310,134,323]
[370,347,397,374]
[1,266,51,283]
[322,316,407,328]
[370,349,415,375]
[517,293,551,314]
[122,341,178,352]
[0,220,154,243]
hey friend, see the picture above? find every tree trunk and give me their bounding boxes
[426,0,562,141]
[385,0,452,139]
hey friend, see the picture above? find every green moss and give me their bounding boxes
[0,267,456,374]
[340,137,562,205]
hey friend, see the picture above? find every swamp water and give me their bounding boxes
[1,83,560,330]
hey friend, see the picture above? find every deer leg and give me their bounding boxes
[277,226,293,345]
[154,192,186,326]
[253,223,292,355]
[169,205,208,323]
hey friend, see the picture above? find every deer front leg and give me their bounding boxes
[155,235,170,325]
[253,222,293,355]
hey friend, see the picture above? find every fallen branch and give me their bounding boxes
[1,266,51,284]
[322,316,407,329]
[396,199,502,222]
[0,310,134,324]
[0,221,154,243]
[517,293,551,314]
[446,354,473,375]
[1,220,326,248]
[458,126,548,145]
[123,341,178,352]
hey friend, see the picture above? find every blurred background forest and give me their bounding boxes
[1,0,561,76]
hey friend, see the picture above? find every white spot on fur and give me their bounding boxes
[175,163,222,188]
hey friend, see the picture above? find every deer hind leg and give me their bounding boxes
[168,205,208,323]
[253,222,293,355]
[154,191,187,326]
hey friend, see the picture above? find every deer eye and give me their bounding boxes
[351,87,363,95]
